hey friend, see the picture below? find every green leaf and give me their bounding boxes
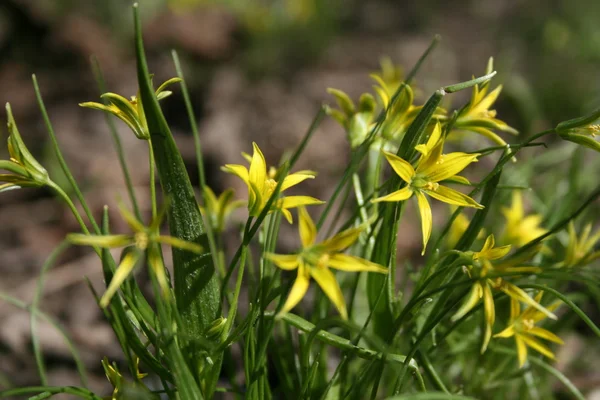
[133,4,219,396]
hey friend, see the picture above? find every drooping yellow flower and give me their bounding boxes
[560,221,600,268]
[556,106,600,152]
[501,191,547,247]
[222,142,324,223]
[68,203,202,307]
[372,123,483,254]
[452,234,556,353]
[267,207,388,319]
[200,187,245,233]
[80,77,181,140]
[1,103,50,192]
[494,292,563,368]
[451,58,518,147]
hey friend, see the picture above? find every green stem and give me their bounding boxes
[32,75,101,235]
[0,386,102,399]
[148,140,157,220]
[49,182,91,236]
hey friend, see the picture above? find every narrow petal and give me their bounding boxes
[501,283,557,320]
[484,244,512,261]
[425,185,484,209]
[443,175,471,185]
[372,187,413,203]
[309,266,348,319]
[415,191,432,255]
[279,196,325,211]
[222,164,250,185]
[520,335,556,360]
[281,172,316,192]
[148,247,170,297]
[452,283,482,321]
[320,227,363,252]
[481,234,496,253]
[383,152,415,183]
[155,236,203,254]
[203,186,219,210]
[117,203,145,233]
[528,327,564,344]
[481,283,495,352]
[280,208,293,224]
[420,152,479,183]
[265,253,300,270]
[278,264,310,316]
[510,297,520,322]
[68,234,132,248]
[516,336,528,368]
[494,325,516,338]
[327,254,388,273]
[249,143,267,194]
[99,251,141,307]
[298,206,317,247]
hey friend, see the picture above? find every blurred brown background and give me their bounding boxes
[1,0,599,394]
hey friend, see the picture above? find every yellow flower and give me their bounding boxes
[222,142,324,223]
[102,356,148,400]
[452,58,518,147]
[200,187,245,233]
[80,77,181,140]
[556,106,600,152]
[267,207,388,319]
[452,234,556,353]
[501,191,547,247]
[494,292,563,368]
[561,221,600,267]
[372,123,483,254]
[1,103,50,192]
[68,203,202,307]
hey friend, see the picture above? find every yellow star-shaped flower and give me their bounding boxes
[222,142,324,223]
[494,292,563,368]
[267,207,388,319]
[501,191,547,247]
[373,123,483,254]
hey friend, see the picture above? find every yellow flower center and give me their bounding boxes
[411,176,439,191]
[135,232,149,250]
[265,178,278,198]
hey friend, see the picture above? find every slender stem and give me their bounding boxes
[148,140,157,220]
[49,182,91,236]
[32,75,101,235]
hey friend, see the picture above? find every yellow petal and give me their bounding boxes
[265,253,300,270]
[528,327,564,344]
[415,191,432,255]
[494,325,516,338]
[117,203,145,233]
[280,208,293,224]
[327,254,388,273]
[155,236,203,254]
[516,336,528,368]
[480,234,496,253]
[420,152,479,183]
[281,172,315,192]
[309,266,348,319]
[510,297,520,322]
[372,186,414,203]
[320,227,363,252]
[501,283,557,320]
[484,244,511,261]
[298,206,317,247]
[100,251,141,307]
[68,234,132,248]
[425,185,484,209]
[249,143,267,194]
[481,283,495,352]
[278,264,310,316]
[451,283,482,321]
[520,335,556,360]
[383,152,415,183]
[279,196,325,211]
[473,85,502,114]
[148,247,170,297]
[222,164,250,184]
[203,186,219,210]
